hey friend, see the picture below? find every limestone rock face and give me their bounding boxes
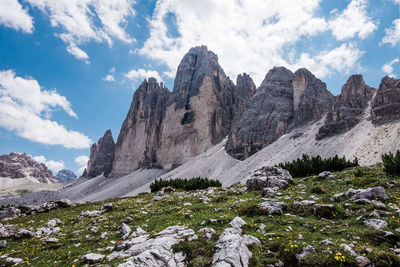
[226,67,333,160]
[157,45,238,169]
[111,79,170,176]
[234,73,256,119]
[0,153,57,183]
[371,76,400,124]
[226,67,294,160]
[317,75,375,139]
[291,68,334,127]
[84,130,115,178]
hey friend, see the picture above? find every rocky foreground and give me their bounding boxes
[1,167,400,266]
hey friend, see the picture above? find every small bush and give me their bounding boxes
[277,154,358,178]
[382,150,400,176]
[354,168,365,177]
[150,177,221,192]
[238,203,270,216]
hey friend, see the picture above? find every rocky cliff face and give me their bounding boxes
[371,76,400,124]
[110,46,253,176]
[84,130,115,178]
[110,79,170,177]
[226,67,333,160]
[0,153,57,183]
[55,169,77,183]
[317,75,375,139]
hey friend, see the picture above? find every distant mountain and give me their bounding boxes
[55,169,77,183]
[83,45,400,179]
[0,152,58,184]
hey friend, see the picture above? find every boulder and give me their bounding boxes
[246,166,293,191]
[364,219,388,230]
[351,187,388,201]
[212,217,261,267]
[296,245,316,261]
[14,229,34,239]
[0,207,21,220]
[120,223,131,239]
[81,253,105,263]
[0,239,6,248]
[355,256,371,267]
[259,201,287,215]
[318,171,334,179]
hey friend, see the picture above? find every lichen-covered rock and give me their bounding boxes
[372,76,400,124]
[212,217,261,267]
[84,130,115,178]
[317,75,375,139]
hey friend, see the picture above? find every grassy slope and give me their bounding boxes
[1,167,400,266]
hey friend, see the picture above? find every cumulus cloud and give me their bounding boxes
[0,69,91,149]
[382,58,399,77]
[0,0,33,33]
[293,43,364,78]
[33,155,65,173]
[124,69,163,83]
[382,19,400,46]
[139,0,363,85]
[329,0,378,41]
[75,155,89,175]
[26,0,136,62]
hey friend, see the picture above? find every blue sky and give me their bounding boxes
[0,0,399,175]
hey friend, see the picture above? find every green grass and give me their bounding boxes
[0,167,400,266]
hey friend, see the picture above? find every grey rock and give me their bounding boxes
[351,187,388,201]
[14,228,34,239]
[0,239,6,248]
[296,245,316,261]
[364,219,388,230]
[257,223,266,234]
[318,75,375,139]
[212,217,261,267]
[199,227,216,240]
[372,200,386,209]
[55,169,77,183]
[120,223,131,239]
[320,239,334,246]
[84,129,115,178]
[369,210,380,218]
[341,243,358,257]
[372,76,400,124]
[1,223,16,238]
[35,226,60,237]
[152,190,165,201]
[259,201,287,215]
[355,256,371,267]
[318,171,334,179]
[55,198,71,208]
[262,187,278,198]
[353,198,372,205]
[115,225,196,267]
[345,188,364,198]
[0,207,21,220]
[246,166,293,191]
[230,217,246,229]
[46,218,61,228]
[81,253,105,263]
[44,237,59,243]
[5,257,23,264]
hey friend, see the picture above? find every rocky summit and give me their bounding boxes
[83,46,400,178]
[55,169,77,183]
[0,153,57,184]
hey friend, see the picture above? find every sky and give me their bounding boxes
[0,0,400,176]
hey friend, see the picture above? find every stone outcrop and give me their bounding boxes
[84,130,115,178]
[317,75,375,139]
[0,153,57,183]
[111,79,170,176]
[226,67,333,160]
[55,169,77,183]
[110,46,255,176]
[371,76,400,124]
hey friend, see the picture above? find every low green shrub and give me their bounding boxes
[382,150,400,176]
[354,168,365,177]
[277,154,358,178]
[150,177,221,192]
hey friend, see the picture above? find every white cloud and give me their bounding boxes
[103,74,116,82]
[26,0,136,62]
[382,19,400,46]
[124,69,163,83]
[139,0,363,85]
[0,0,33,33]
[66,42,90,63]
[329,0,378,41]
[33,155,65,173]
[293,43,364,78]
[75,155,89,175]
[0,69,91,149]
[382,58,399,77]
